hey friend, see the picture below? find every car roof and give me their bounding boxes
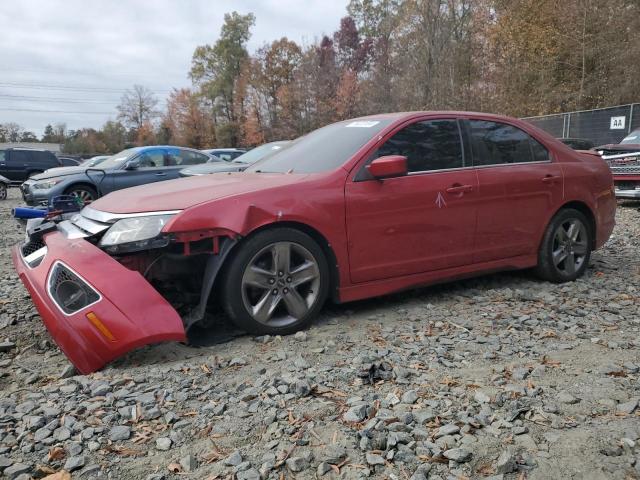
[136,145,210,154]
[203,148,245,152]
[352,111,535,123]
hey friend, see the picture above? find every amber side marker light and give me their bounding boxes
[86,312,116,342]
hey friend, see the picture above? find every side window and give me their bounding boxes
[34,151,55,165]
[375,119,464,173]
[12,150,32,165]
[469,120,548,165]
[217,153,233,161]
[530,138,550,162]
[0,151,5,163]
[178,150,210,166]
[136,149,165,168]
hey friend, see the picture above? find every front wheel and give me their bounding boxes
[536,208,593,283]
[0,183,6,200]
[64,185,98,204]
[222,228,329,335]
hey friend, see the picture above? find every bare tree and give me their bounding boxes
[117,85,159,130]
[0,122,24,142]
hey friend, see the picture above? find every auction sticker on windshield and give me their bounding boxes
[345,121,380,128]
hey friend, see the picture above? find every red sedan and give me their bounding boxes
[13,112,616,373]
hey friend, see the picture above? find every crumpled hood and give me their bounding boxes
[596,143,640,153]
[90,172,309,213]
[30,166,93,181]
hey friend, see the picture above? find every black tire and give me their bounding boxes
[64,184,98,204]
[535,208,593,283]
[0,183,6,200]
[222,228,330,335]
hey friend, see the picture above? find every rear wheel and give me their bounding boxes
[64,185,98,204]
[536,208,592,282]
[222,228,329,335]
[0,183,6,200]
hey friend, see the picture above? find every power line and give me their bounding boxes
[0,94,119,104]
[0,82,172,95]
[0,107,115,115]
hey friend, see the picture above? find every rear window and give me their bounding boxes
[621,130,640,144]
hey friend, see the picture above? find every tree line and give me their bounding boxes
[5,0,639,154]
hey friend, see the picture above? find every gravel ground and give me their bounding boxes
[1,187,639,480]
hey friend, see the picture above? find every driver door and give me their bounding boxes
[104,148,168,194]
[345,118,479,283]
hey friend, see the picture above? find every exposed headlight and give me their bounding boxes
[32,179,63,189]
[99,214,174,253]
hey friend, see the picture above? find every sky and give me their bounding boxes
[0,0,348,137]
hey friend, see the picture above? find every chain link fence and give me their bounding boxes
[523,103,640,146]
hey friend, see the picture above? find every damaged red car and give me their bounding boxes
[13,112,616,373]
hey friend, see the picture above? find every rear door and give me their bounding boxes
[345,118,479,283]
[6,150,34,181]
[104,148,168,194]
[467,119,564,262]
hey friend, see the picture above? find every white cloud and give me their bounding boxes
[0,0,347,136]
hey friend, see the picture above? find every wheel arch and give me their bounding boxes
[227,221,341,303]
[551,200,597,249]
[63,182,99,196]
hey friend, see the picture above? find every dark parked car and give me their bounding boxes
[0,175,9,200]
[558,138,595,150]
[0,148,60,183]
[21,145,213,205]
[181,141,289,177]
[201,148,246,161]
[596,128,640,198]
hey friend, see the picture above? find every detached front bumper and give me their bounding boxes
[12,231,186,374]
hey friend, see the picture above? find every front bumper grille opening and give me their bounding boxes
[48,263,100,314]
[22,239,45,257]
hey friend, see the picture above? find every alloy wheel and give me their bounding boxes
[551,218,588,276]
[241,241,321,327]
[69,189,95,203]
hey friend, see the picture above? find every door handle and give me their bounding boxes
[155,172,167,177]
[542,175,560,184]
[446,184,473,194]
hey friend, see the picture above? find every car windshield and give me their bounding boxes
[621,130,640,144]
[232,142,289,164]
[89,148,139,169]
[81,156,108,167]
[246,119,393,173]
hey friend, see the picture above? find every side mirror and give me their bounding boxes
[366,155,408,179]
[124,160,138,170]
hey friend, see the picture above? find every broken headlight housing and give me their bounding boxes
[99,214,174,254]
